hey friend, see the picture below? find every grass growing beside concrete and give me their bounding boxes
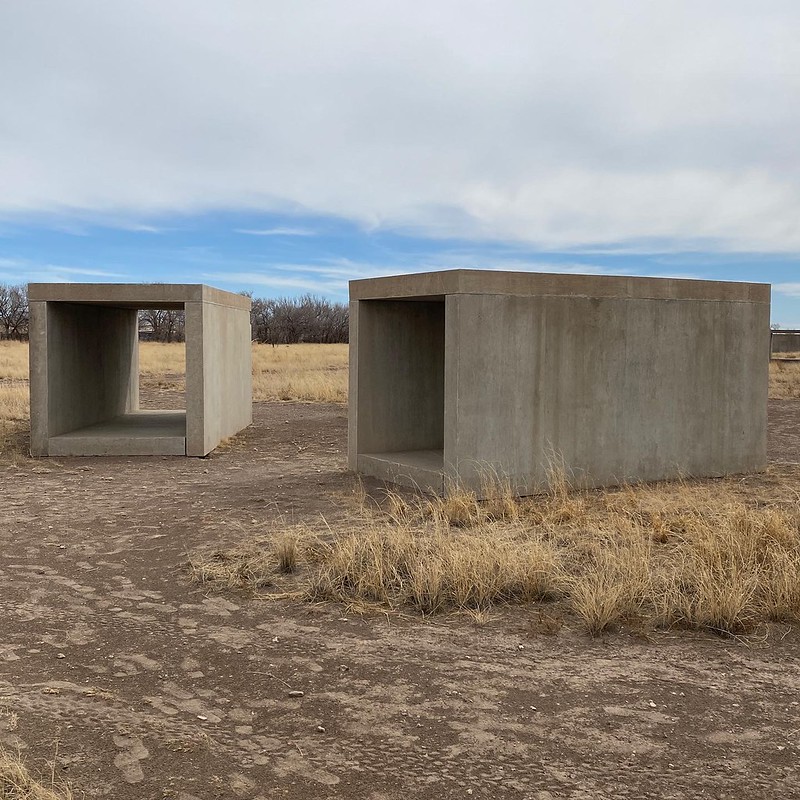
[191,472,800,637]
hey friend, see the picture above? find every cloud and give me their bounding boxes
[202,270,342,296]
[2,2,800,252]
[774,283,800,298]
[236,227,315,237]
[201,254,637,299]
[0,259,128,284]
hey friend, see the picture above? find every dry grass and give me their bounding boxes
[138,341,186,376]
[769,360,800,399]
[0,747,73,800]
[0,383,28,422]
[191,472,800,637]
[0,342,28,381]
[189,526,322,589]
[251,344,347,403]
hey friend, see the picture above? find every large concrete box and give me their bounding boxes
[348,270,770,494]
[29,284,252,457]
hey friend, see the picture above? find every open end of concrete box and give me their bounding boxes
[351,297,447,493]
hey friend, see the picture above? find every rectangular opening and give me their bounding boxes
[137,307,187,413]
[46,302,187,456]
[356,298,445,489]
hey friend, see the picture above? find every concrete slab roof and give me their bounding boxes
[349,269,770,304]
[28,283,251,311]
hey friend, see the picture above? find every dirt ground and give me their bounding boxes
[1,397,799,799]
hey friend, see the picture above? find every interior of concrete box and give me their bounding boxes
[357,298,445,479]
[45,302,187,456]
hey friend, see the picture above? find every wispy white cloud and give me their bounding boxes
[202,270,343,296]
[203,256,656,299]
[0,259,129,284]
[235,227,316,237]
[774,283,800,298]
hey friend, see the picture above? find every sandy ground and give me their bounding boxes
[0,398,799,799]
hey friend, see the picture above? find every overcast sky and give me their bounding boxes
[0,1,798,323]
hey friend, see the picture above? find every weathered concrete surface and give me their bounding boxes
[47,411,186,456]
[349,269,771,495]
[771,330,800,355]
[28,284,251,457]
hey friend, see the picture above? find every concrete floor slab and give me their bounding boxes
[48,411,186,456]
[358,449,444,493]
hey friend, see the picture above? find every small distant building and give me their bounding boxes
[348,269,770,495]
[28,283,252,457]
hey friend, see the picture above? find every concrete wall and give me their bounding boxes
[348,300,445,463]
[446,293,769,493]
[30,302,138,456]
[771,331,800,354]
[186,298,252,456]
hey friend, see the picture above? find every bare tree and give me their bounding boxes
[138,309,185,342]
[249,294,348,345]
[0,284,29,340]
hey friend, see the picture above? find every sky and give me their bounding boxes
[0,0,799,325]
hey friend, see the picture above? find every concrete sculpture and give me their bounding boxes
[348,269,770,495]
[29,283,252,457]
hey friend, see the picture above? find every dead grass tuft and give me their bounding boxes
[188,526,321,589]
[0,747,73,800]
[274,532,300,573]
[189,544,276,590]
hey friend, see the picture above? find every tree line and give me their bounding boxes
[0,284,349,344]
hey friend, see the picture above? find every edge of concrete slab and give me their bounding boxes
[349,269,770,303]
[357,451,444,494]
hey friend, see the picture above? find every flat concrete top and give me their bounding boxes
[28,283,251,311]
[349,269,770,303]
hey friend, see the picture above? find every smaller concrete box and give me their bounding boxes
[348,270,771,495]
[29,283,252,457]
